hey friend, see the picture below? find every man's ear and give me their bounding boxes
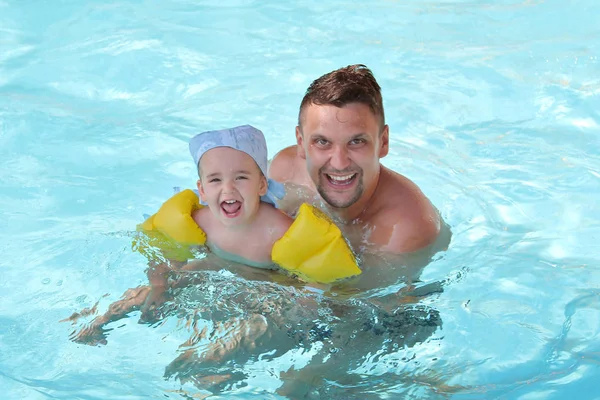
[379,125,390,158]
[258,176,268,197]
[296,126,306,159]
[197,179,207,203]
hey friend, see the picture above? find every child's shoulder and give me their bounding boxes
[191,206,211,230]
[258,203,293,235]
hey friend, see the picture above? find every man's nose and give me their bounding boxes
[329,146,351,170]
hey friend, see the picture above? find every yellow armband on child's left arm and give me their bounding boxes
[133,189,207,262]
[271,203,361,283]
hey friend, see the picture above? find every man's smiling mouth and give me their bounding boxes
[326,173,357,186]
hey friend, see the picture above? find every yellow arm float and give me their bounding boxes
[271,203,362,283]
[133,189,206,262]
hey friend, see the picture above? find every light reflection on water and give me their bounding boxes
[1,0,599,398]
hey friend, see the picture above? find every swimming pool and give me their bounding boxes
[2,0,599,398]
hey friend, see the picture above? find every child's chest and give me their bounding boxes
[206,227,274,265]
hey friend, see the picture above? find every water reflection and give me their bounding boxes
[66,248,448,397]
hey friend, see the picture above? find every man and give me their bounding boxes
[269,64,449,276]
[266,65,449,395]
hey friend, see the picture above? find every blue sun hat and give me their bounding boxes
[189,125,285,208]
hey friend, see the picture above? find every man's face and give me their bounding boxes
[296,103,389,209]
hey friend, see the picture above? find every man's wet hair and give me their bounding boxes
[298,64,385,129]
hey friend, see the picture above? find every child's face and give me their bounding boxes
[197,147,268,227]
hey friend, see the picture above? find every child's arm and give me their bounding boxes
[134,190,207,316]
[69,285,151,345]
[68,258,183,345]
[69,190,206,345]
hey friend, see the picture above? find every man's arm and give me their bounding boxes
[382,207,442,254]
[369,171,448,255]
[353,211,450,290]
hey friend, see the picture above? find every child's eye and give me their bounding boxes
[209,178,221,183]
[236,176,248,180]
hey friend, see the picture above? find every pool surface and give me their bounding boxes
[1,0,600,399]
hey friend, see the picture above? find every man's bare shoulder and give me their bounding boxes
[269,145,314,194]
[268,145,298,182]
[368,167,441,253]
[382,168,432,204]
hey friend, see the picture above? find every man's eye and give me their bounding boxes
[350,138,365,145]
[315,139,328,146]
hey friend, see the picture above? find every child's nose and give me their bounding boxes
[222,180,235,192]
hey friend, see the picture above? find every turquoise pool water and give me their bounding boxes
[2,0,599,398]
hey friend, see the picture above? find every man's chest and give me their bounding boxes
[337,214,399,255]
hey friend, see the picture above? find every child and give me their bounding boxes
[189,124,294,268]
[69,125,360,344]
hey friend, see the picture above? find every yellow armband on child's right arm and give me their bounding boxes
[133,189,207,262]
[271,203,361,283]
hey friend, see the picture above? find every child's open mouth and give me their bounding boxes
[221,199,242,217]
